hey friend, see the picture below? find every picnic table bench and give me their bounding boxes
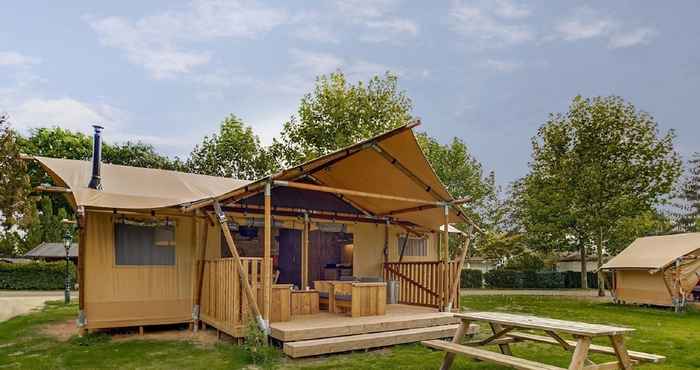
[422,311,665,370]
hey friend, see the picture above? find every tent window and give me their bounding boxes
[115,223,176,266]
[397,236,427,257]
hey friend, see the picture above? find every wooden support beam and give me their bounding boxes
[213,200,267,333]
[76,206,87,335]
[273,180,443,206]
[263,182,272,323]
[193,214,210,332]
[301,213,309,289]
[445,225,474,310]
[442,205,449,310]
[34,185,71,193]
[371,143,449,203]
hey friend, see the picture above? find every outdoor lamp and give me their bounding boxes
[63,230,72,304]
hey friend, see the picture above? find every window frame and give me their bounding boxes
[113,218,177,267]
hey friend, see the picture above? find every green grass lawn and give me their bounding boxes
[1,296,698,369]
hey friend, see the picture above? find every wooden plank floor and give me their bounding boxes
[284,324,464,358]
[270,304,459,341]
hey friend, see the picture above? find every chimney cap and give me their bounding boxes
[92,125,104,131]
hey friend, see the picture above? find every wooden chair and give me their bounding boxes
[313,280,333,311]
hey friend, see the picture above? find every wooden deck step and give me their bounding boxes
[508,332,666,363]
[271,312,459,341]
[284,324,476,358]
[422,340,566,370]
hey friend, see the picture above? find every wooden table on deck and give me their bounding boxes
[423,311,665,370]
[291,289,320,316]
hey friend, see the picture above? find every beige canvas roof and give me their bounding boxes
[210,123,470,230]
[33,156,250,210]
[33,123,471,230]
[601,233,700,270]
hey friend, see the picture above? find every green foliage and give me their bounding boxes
[484,269,522,288]
[460,269,483,288]
[675,152,700,232]
[187,115,278,180]
[483,269,598,289]
[242,319,279,369]
[0,261,76,290]
[0,114,33,229]
[513,96,681,287]
[272,71,412,166]
[504,253,545,271]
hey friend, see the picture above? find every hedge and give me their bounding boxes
[0,261,76,290]
[460,269,483,288]
[483,269,602,289]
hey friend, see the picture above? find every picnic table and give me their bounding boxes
[422,311,665,370]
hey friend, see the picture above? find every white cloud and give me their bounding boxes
[481,59,522,72]
[9,98,123,133]
[86,0,288,79]
[0,51,40,67]
[554,7,656,49]
[294,24,339,43]
[556,10,615,41]
[331,0,418,43]
[492,0,531,19]
[290,49,344,76]
[362,18,419,43]
[449,0,534,48]
[609,27,657,49]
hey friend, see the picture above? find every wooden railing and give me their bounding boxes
[199,257,271,337]
[383,261,461,310]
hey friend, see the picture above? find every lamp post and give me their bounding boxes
[63,230,72,304]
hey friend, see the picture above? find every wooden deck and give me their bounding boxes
[270,304,475,357]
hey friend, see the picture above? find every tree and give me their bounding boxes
[0,114,33,254]
[514,96,681,291]
[272,71,412,166]
[187,115,277,180]
[675,152,700,231]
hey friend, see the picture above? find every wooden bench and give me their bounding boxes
[507,332,665,364]
[423,311,665,370]
[423,340,566,370]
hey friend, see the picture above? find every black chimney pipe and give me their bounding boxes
[88,125,104,190]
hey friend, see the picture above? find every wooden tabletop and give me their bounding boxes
[455,312,634,337]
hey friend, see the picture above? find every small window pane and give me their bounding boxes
[397,236,427,257]
[115,223,176,265]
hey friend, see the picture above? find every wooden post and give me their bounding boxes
[76,206,87,335]
[442,205,449,310]
[263,182,272,324]
[301,212,309,289]
[383,220,389,263]
[445,225,473,311]
[193,215,210,332]
[212,201,267,333]
[440,319,471,370]
[568,336,592,370]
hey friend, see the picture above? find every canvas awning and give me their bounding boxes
[32,156,250,210]
[207,123,471,231]
[601,233,700,270]
[31,122,472,231]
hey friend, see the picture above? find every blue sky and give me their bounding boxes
[2,1,698,186]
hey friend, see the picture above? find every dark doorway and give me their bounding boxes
[277,229,301,287]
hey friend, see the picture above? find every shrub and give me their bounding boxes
[484,269,522,288]
[520,271,539,289]
[536,271,565,289]
[460,269,483,288]
[243,319,279,369]
[0,261,76,290]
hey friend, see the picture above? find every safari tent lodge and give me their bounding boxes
[601,233,700,310]
[28,122,478,357]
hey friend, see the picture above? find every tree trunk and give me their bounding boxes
[579,243,588,289]
[597,228,605,297]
